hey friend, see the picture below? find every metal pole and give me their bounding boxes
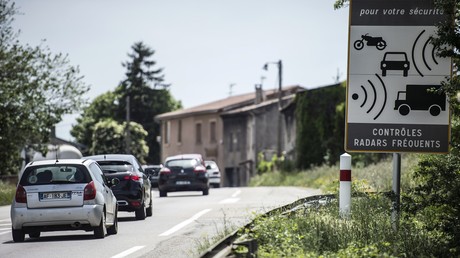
[125,96,131,154]
[277,60,283,157]
[392,153,401,231]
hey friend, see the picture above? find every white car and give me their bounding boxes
[205,160,221,188]
[11,159,119,242]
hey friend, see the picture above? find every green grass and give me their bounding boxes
[240,153,444,257]
[243,195,438,257]
[249,153,420,193]
[0,182,15,206]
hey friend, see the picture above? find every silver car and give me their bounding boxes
[205,160,221,188]
[11,159,119,242]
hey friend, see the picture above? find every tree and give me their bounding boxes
[71,42,181,163]
[90,119,149,163]
[0,0,89,175]
[71,91,119,154]
[115,42,181,164]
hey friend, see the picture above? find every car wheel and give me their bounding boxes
[203,188,209,196]
[135,203,146,220]
[29,232,40,238]
[12,228,25,242]
[159,190,167,197]
[146,195,153,217]
[94,216,106,239]
[107,209,118,235]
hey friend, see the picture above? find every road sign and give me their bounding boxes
[345,0,451,153]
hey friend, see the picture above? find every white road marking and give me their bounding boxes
[231,189,241,198]
[159,209,212,237]
[218,189,242,204]
[219,198,240,204]
[111,246,145,258]
[0,230,11,235]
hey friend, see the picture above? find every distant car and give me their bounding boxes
[11,159,119,242]
[84,154,153,220]
[158,154,209,197]
[205,160,221,188]
[380,52,410,77]
[143,164,162,187]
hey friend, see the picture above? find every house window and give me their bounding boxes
[210,121,216,143]
[196,123,202,144]
[177,120,182,143]
[164,121,170,144]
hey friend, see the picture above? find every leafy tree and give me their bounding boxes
[71,42,181,164]
[71,91,118,154]
[90,119,149,163]
[0,0,89,175]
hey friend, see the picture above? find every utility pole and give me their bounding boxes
[125,96,131,154]
[263,60,283,157]
[277,60,283,157]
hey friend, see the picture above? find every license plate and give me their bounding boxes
[40,192,71,200]
[176,181,190,185]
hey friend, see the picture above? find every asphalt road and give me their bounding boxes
[0,187,321,258]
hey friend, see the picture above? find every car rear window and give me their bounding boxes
[96,160,134,173]
[20,165,90,186]
[145,167,160,174]
[206,162,218,169]
[166,159,198,169]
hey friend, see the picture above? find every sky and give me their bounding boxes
[12,0,349,141]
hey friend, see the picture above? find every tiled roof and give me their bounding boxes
[155,85,304,120]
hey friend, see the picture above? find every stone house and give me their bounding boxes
[155,85,304,187]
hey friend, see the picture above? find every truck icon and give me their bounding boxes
[394,85,445,116]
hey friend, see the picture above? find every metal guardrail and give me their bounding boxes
[200,194,335,258]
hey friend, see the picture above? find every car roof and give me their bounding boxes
[83,154,137,163]
[165,154,203,162]
[28,159,89,167]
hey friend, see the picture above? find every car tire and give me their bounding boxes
[29,232,40,238]
[135,204,146,220]
[159,190,167,197]
[146,195,153,217]
[12,228,25,242]
[107,209,118,235]
[94,216,106,239]
[203,188,209,196]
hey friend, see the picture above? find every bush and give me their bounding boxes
[0,182,15,206]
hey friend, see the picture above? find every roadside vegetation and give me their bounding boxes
[245,151,460,257]
[0,182,15,206]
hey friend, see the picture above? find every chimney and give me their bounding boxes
[255,84,264,104]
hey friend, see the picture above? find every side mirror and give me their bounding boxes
[206,165,211,170]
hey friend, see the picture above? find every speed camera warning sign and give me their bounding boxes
[345,0,452,153]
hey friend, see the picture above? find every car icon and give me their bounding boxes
[380,52,410,77]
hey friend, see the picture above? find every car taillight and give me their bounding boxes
[15,185,27,203]
[84,181,96,200]
[160,167,171,175]
[124,175,140,181]
[194,166,206,173]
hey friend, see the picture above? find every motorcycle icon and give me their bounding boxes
[354,33,387,51]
